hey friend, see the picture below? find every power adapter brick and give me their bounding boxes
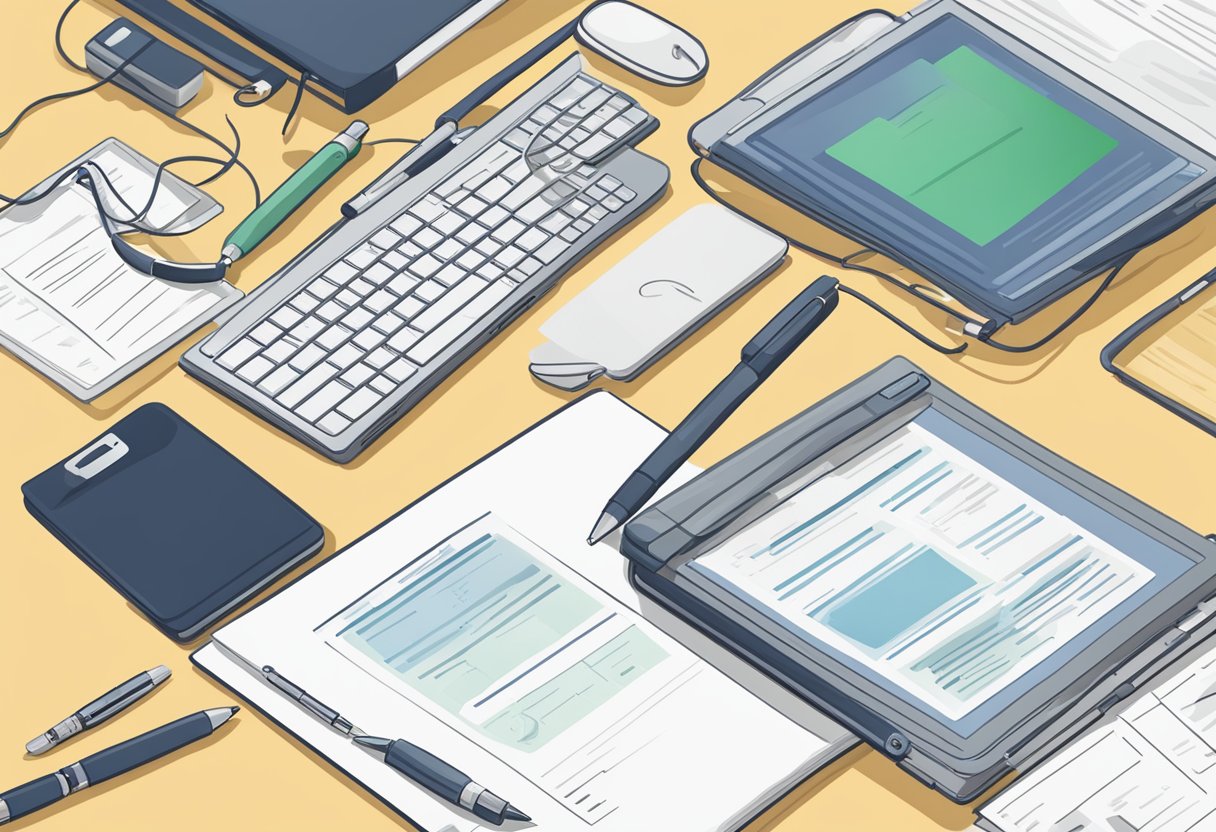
[85,18,205,112]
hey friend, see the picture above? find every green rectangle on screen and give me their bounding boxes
[826,46,1117,245]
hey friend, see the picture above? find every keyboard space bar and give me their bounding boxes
[405,280,516,366]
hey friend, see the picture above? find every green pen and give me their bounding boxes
[220,120,368,265]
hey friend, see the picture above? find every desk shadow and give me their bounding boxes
[2,717,237,831]
[693,162,1216,384]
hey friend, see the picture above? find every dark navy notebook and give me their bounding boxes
[188,0,499,112]
[22,404,324,641]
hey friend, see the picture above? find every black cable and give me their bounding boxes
[281,72,310,136]
[690,158,971,355]
[366,137,421,147]
[54,0,88,72]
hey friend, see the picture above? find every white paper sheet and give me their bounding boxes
[197,392,855,832]
[0,142,238,397]
[979,637,1216,832]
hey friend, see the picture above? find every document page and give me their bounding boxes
[979,638,1216,832]
[688,418,1153,721]
[0,146,235,394]
[961,0,1216,151]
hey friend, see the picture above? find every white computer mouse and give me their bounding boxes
[576,0,708,86]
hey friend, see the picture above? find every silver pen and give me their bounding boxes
[26,665,171,755]
[341,120,459,218]
[261,666,362,735]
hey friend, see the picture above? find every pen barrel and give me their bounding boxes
[80,673,151,725]
[77,711,212,786]
[384,739,467,803]
[0,774,67,822]
[224,142,357,259]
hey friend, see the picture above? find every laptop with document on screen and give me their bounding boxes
[621,356,1216,803]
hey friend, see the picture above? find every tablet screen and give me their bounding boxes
[721,14,1206,319]
[680,406,1194,734]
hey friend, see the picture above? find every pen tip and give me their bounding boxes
[504,806,531,823]
[587,513,619,546]
[230,706,240,715]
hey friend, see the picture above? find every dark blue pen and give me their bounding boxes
[0,707,237,825]
[589,276,841,544]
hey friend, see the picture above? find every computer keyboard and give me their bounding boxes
[182,55,668,461]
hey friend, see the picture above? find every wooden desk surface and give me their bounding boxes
[2,2,1213,830]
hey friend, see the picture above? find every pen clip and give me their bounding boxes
[64,434,129,481]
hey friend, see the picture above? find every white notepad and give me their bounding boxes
[194,392,855,832]
[0,138,240,400]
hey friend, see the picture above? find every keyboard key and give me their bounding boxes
[289,292,321,314]
[217,338,260,370]
[369,375,397,396]
[480,205,509,228]
[381,250,409,271]
[365,347,395,369]
[317,412,351,436]
[603,195,624,212]
[411,277,483,331]
[341,362,375,387]
[456,223,489,245]
[477,177,510,203]
[363,262,396,284]
[517,257,544,277]
[384,359,417,384]
[495,246,527,268]
[315,325,348,351]
[433,212,464,236]
[585,184,610,201]
[289,343,327,372]
[351,278,377,296]
[501,176,548,210]
[270,306,303,329]
[409,254,442,279]
[317,301,345,323]
[306,277,339,299]
[370,228,401,250]
[535,237,570,264]
[517,228,548,251]
[389,214,423,237]
[236,355,274,384]
[586,205,608,223]
[388,273,419,296]
[278,363,339,409]
[345,242,380,268]
[258,365,299,396]
[414,280,445,303]
[297,380,351,422]
[325,261,358,284]
[365,289,395,313]
[433,238,463,262]
[289,316,325,342]
[457,196,488,217]
[336,387,382,420]
[475,238,502,258]
[559,226,581,243]
[335,289,360,308]
[491,219,526,244]
[476,261,505,282]
[396,296,425,319]
[573,219,593,234]
[398,241,425,260]
[406,280,513,366]
[262,340,296,364]
[372,311,406,335]
[353,328,386,351]
[617,185,637,202]
[540,212,571,234]
[600,175,622,191]
[414,227,443,250]
[328,343,363,369]
[435,264,466,288]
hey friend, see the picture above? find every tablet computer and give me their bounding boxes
[691,2,1216,325]
[622,357,1216,802]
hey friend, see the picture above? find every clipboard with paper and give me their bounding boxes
[622,357,1216,804]
[0,137,240,400]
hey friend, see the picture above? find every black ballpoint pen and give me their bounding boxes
[0,707,238,825]
[26,664,171,754]
[354,735,531,826]
[589,275,841,544]
[262,666,362,736]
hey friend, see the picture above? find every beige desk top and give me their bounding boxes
[2,1,1214,830]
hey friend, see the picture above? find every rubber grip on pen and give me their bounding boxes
[385,739,466,801]
[1,774,65,821]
